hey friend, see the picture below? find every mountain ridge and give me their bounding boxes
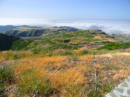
[4,26,79,37]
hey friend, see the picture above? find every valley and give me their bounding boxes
[0,26,130,97]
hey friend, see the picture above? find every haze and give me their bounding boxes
[0,0,130,34]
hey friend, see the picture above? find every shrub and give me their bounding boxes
[58,51,73,55]
[80,50,89,55]
[66,84,84,96]
[0,65,14,94]
[88,89,102,97]
[33,49,41,54]
[4,50,14,60]
[98,42,130,50]
[13,53,21,59]
[103,84,113,92]
[63,51,73,55]
[0,65,14,82]
[18,69,52,95]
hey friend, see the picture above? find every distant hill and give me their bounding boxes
[0,25,31,33]
[0,33,20,51]
[1,27,124,51]
[9,29,120,51]
[5,27,45,37]
[4,26,79,37]
[112,34,130,42]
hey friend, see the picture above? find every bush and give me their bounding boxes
[0,65,14,94]
[13,53,21,59]
[103,84,113,92]
[98,42,130,50]
[58,51,73,55]
[81,50,89,55]
[88,90,102,97]
[63,51,73,55]
[33,49,41,54]
[0,66,14,82]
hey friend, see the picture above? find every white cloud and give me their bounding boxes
[0,18,130,35]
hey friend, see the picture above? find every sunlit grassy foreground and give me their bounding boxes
[0,50,130,97]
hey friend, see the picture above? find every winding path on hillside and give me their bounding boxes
[50,39,83,47]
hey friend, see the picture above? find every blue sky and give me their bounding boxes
[0,0,130,34]
[0,0,130,20]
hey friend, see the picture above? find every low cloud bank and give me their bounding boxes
[50,20,130,35]
[0,18,130,35]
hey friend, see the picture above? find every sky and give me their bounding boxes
[0,0,130,34]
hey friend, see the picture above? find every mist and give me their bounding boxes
[0,18,130,35]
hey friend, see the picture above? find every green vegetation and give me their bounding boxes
[103,84,114,92]
[1,29,121,52]
[42,40,78,52]
[33,49,41,54]
[62,33,74,38]
[18,69,52,95]
[88,90,102,97]
[4,26,79,37]
[98,42,130,50]
[57,51,73,55]
[0,33,20,51]
[80,50,89,55]
[66,84,85,96]
[0,28,130,97]
[0,65,14,95]
[10,39,33,50]
[13,53,21,59]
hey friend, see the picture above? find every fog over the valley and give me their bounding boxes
[0,18,130,35]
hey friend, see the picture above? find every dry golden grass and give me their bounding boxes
[78,55,93,61]
[0,56,4,62]
[94,36,101,39]
[1,50,130,96]
[50,68,84,89]
[0,51,34,62]
[93,64,104,69]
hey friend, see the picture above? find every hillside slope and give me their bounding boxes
[112,34,130,42]
[0,33,20,51]
[9,29,120,51]
[0,25,30,33]
[4,26,79,37]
